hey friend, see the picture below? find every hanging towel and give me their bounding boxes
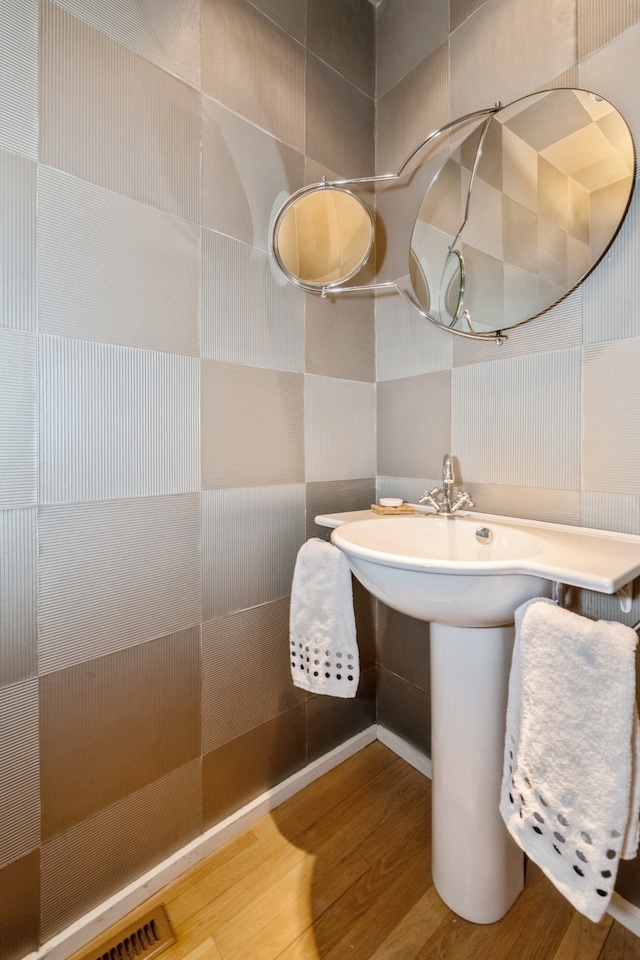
[289,538,359,698]
[500,596,640,922]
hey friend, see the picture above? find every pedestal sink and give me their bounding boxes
[316,508,640,924]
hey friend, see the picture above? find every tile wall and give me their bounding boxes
[0,0,377,954]
[375,0,640,909]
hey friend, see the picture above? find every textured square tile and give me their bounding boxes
[38,495,202,673]
[202,229,304,371]
[202,361,304,488]
[377,667,431,757]
[53,0,201,88]
[0,851,39,960]
[41,761,201,940]
[39,337,200,503]
[307,669,376,763]
[582,178,640,345]
[450,0,486,31]
[305,375,376,481]
[464,483,581,525]
[202,0,305,152]
[582,492,640,536]
[452,349,581,488]
[377,371,451,479]
[38,168,201,355]
[305,478,377,540]
[377,606,430,693]
[308,0,374,97]
[376,0,449,99]
[0,150,36,331]
[202,706,306,828]
[578,0,640,60]
[0,508,36,687]
[249,0,305,42]
[305,292,375,381]
[306,53,374,179]
[375,43,449,175]
[583,338,640,494]
[202,599,304,754]
[202,95,305,249]
[0,330,37,509]
[0,0,37,158]
[203,485,306,619]
[40,1,200,220]
[0,679,39,869]
[40,629,200,840]
[450,0,576,116]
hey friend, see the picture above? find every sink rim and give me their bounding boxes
[327,509,640,595]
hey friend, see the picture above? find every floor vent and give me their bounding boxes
[79,905,176,960]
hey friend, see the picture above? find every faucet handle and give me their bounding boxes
[419,487,441,510]
[450,490,475,513]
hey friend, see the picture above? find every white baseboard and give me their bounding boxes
[377,726,432,779]
[608,891,640,937]
[28,725,638,959]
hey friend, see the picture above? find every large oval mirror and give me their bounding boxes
[410,89,636,335]
[272,185,374,290]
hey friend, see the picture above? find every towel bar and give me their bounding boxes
[553,581,640,636]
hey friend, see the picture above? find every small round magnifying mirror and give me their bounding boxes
[272,186,374,290]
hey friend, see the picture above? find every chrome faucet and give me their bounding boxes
[419,454,475,517]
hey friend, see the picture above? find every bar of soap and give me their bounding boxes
[379,498,403,507]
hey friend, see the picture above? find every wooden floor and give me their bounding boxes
[75,743,639,960]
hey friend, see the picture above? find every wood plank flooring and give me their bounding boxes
[73,742,639,960]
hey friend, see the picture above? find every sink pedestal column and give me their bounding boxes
[430,622,524,924]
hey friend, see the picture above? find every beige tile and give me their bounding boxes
[53,0,201,88]
[0,150,36,331]
[202,361,304,488]
[202,600,305,754]
[308,0,375,97]
[307,669,377,762]
[377,605,430,693]
[305,291,375,381]
[0,679,39,868]
[375,43,448,176]
[202,706,306,827]
[0,851,39,959]
[305,478,377,540]
[376,0,448,99]
[202,0,305,152]
[41,761,201,940]
[40,630,200,840]
[377,667,431,757]
[40,1,200,220]
[377,371,451,479]
[578,0,640,60]
[202,485,306,620]
[376,290,453,381]
[450,0,576,117]
[250,0,305,42]
[306,53,374,179]
[305,375,376,482]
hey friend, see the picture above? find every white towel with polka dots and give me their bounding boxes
[289,538,360,698]
[501,597,640,922]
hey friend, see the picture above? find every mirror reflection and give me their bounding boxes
[272,186,374,290]
[411,89,635,334]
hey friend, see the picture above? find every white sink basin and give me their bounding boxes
[328,511,640,627]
